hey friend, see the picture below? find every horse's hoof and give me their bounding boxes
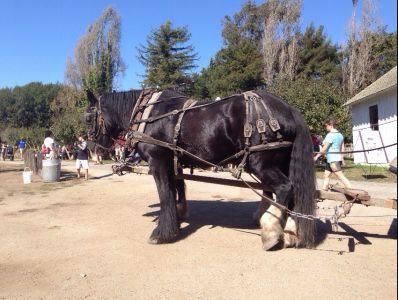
[148,237,161,244]
[260,206,284,250]
[261,231,281,251]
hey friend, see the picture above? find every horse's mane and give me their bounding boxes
[101,89,142,129]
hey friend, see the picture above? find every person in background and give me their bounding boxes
[1,141,7,160]
[313,118,352,191]
[18,137,27,161]
[43,130,57,159]
[94,147,103,165]
[311,134,320,153]
[76,135,89,180]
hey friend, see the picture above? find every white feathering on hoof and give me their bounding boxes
[283,216,298,248]
[260,205,284,251]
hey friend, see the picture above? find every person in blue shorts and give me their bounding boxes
[313,118,352,191]
[18,137,26,160]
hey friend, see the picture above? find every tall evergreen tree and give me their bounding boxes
[137,21,198,89]
[297,24,341,82]
[369,28,397,78]
[193,41,263,98]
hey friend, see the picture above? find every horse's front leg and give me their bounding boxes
[252,191,272,225]
[148,159,179,244]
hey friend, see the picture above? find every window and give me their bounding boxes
[369,105,379,131]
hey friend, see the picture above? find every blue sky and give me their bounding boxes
[0,0,396,90]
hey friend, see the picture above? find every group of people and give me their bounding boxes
[42,130,90,181]
[0,138,27,161]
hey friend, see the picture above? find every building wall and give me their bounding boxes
[351,88,397,165]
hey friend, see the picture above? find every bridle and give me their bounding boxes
[85,96,114,152]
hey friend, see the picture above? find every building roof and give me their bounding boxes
[344,66,397,106]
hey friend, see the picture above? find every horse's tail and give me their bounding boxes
[289,108,316,248]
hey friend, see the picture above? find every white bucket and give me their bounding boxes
[23,167,33,184]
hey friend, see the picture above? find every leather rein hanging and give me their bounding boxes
[125,90,292,176]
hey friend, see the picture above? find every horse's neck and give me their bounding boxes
[109,90,142,131]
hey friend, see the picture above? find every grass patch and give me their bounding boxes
[315,158,396,182]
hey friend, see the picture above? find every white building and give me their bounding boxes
[344,66,397,166]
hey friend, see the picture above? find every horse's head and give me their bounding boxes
[84,90,116,150]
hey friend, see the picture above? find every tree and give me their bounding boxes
[49,85,87,145]
[221,0,267,46]
[297,24,342,82]
[342,0,380,96]
[192,41,264,98]
[0,82,61,129]
[262,0,302,86]
[369,28,397,78]
[66,6,125,96]
[137,20,198,89]
[0,83,62,148]
[269,77,352,140]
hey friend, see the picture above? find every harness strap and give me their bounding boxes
[217,141,292,167]
[243,95,252,147]
[129,89,158,131]
[130,131,220,169]
[130,131,292,172]
[126,90,162,154]
[173,99,197,175]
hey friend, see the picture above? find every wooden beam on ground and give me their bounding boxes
[126,165,396,210]
[176,173,269,191]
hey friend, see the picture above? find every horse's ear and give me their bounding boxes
[86,89,99,107]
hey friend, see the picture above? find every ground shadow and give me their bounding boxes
[60,171,77,182]
[91,173,114,180]
[143,199,331,247]
[362,174,387,179]
[0,168,24,173]
[387,218,397,237]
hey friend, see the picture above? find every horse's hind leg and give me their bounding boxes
[148,158,179,244]
[175,177,188,220]
[283,216,298,248]
[252,168,294,250]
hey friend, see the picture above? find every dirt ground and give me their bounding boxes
[0,160,396,300]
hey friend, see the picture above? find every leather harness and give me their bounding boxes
[125,90,292,177]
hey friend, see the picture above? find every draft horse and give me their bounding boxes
[85,89,316,250]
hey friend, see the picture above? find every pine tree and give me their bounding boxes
[137,21,198,89]
[193,41,263,98]
[297,24,341,82]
